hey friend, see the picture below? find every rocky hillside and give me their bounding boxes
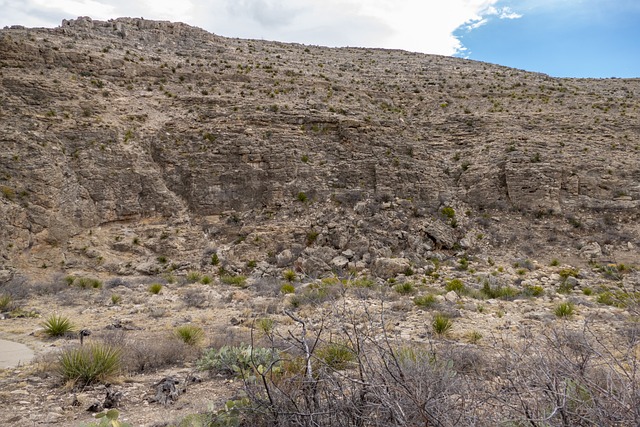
[0,16,639,282]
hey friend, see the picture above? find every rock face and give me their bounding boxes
[0,17,639,279]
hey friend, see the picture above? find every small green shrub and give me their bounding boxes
[255,318,275,335]
[306,230,319,246]
[555,301,575,317]
[157,255,168,264]
[523,285,544,297]
[200,275,212,285]
[197,345,279,378]
[175,325,205,346]
[148,283,163,294]
[550,259,560,266]
[186,271,202,283]
[58,343,121,385]
[69,276,103,289]
[441,206,455,219]
[0,294,14,312]
[110,294,122,305]
[445,279,466,296]
[432,313,453,336]
[211,253,220,266]
[221,274,247,287]
[280,283,295,294]
[394,282,414,295]
[283,269,297,282]
[414,294,436,308]
[559,268,579,280]
[42,314,74,337]
[316,342,356,370]
[467,331,483,344]
[297,192,308,202]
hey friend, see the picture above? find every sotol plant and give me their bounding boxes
[42,314,74,337]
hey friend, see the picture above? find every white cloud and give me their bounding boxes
[0,0,521,56]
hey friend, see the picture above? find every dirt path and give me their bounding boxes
[0,338,35,369]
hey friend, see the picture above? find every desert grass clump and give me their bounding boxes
[394,282,414,295]
[58,343,121,385]
[221,274,247,288]
[175,325,205,346]
[280,283,295,294]
[42,314,74,337]
[283,269,297,282]
[68,276,103,289]
[432,313,453,336]
[0,294,14,312]
[554,301,575,318]
[148,283,163,294]
[186,271,202,283]
[200,275,212,285]
[414,294,437,308]
[110,294,122,305]
[445,278,466,296]
[316,342,356,370]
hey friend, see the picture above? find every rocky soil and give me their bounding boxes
[0,17,639,426]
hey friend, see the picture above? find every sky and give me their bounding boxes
[0,0,638,78]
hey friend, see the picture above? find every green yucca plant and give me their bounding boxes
[555,301,575,318]
[175,324,205,346]
[59,343,121,385]
[42,314,74,337]
[432,313,453,336]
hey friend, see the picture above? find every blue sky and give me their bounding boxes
[0,0,638,78]
[455,0,640,78]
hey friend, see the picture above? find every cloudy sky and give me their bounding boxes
[1,0,638,78]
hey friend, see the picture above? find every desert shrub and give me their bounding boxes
[211,253,220,266]
[186,271,202,283]
[182,289,208,308]
[68,276,102,289]
[280,283,295,294]
[467,330,483,344]
[0,294,14,312]
[432,313,453,336]
[394,282,414,295]
[305,230,319,246]
[283,269,297,282]
[316,342,356,370]
[290,281,340,306]
[221,274,247,287]
[555,301,575,317]
[441,206,455,219]
[414,294,437,308]
[296,191,308,202]
[200,275,212,284]
[148,283,163,294]
[175,325,205,346]
[197,344,279,378]
[550,258,560,266]
[559,267,579,280]
[102,332,193,373]
[110,294,122,305]
[58,343,121,385]
[522,284,545,297]
[480,281,520,300]
[42,314,74,337]
[255,318,275,335]
[445,278,466,296]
